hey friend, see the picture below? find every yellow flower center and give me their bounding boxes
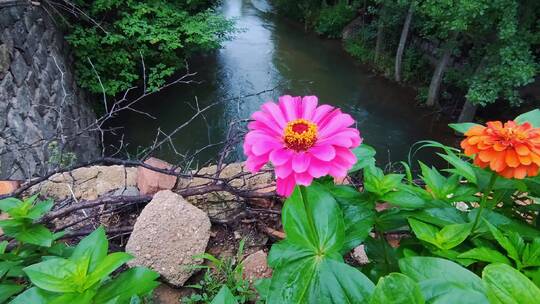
[283,119,317,151]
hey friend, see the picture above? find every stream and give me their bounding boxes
[107,0,453,167]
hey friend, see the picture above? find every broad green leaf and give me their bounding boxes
[408,218,438,246]
[254,278,271,302]
[71,226,108,273]
[448,122,482,134]
[0,241,7,254]
[413,208,467,227]
[515,109,540,127]
[211,285,238,304]
[0,283,24,303]
[267,184,375,303]
[325,185,375,252]
[84,252,133,288]
[458,247,511,265]
[349,144,376,173]
[281,185,344,255]
[370,273,424,304]
[9,287,54,304]
[483,263,540,304]
[436,223,471,250]
[382,185,427,209]
[399,257,488,303]
[23,258,79,293]
[267,258,374,303]
[49,291,96,304]
[94,267,160,303]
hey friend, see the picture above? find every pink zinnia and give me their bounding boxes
[243,95,362,196]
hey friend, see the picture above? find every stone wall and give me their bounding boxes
[0,1,100,179]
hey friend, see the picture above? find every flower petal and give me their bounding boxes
[270,147,293,166]
[276,175,296,197]
[309,144,336,161]
[279,95,300,121]
[301,96,318,120]
[292,152,311,173]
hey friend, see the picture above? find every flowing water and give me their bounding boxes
[108,0,453,167]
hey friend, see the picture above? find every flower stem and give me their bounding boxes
[471,172,498,233]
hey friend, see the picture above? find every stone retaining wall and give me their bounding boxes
[0,1,99,179]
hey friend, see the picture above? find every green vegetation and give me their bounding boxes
[183,240,255,304]
[65,0,235,96]
[221,109,540,303]
[273,0,539,122]
[0,196,159,303]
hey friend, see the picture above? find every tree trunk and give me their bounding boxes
[426,39,454,107]
[374,20,384,63]
[394,3,414,82]
[457,100,478,123]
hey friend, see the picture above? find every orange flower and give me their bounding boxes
[461,120,540,179]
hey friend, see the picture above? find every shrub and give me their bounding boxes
[315,3,357,38]
[0,196,160,303]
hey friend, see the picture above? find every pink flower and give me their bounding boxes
[243,95,362,196]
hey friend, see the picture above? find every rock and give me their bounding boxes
[242,250,272,283]
[0,180,21,195]
[112,186,140,197]
[28,165,137,200]
[352,245,370,265]
[137,158,178,195]
[153,285,191,304]
[176,162,274,221]
[126,190,211,287]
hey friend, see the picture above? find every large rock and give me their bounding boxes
[137,158,178,195]
[126,190,211,287]
[28,165,137,200]
[176,162,274,221]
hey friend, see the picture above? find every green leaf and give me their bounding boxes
[472,210,540,240]
[267,184,375,302]
[399,257,489,303]
[522,239,540,268]
[71,226,108,273]
[94,267,160,303]
[349,144,376,173]
[408,218,439,246]
[437,152,478,185]
[484,221,521,266]
[325,185,375,252]
[382,186,427,209]
[0,198,21,214]
[9,287,54,304]
[254,278,271,302]
[211,286,239,304]
[25,199,54,220]
[515,109,540,128]
[0,283,24,303]
[483,263,540,303]
[370,273,425,304]
[20,225,54,247]
[23,258,79,293]
[435,223,472,250]
[458,247,511,265]
[85,252,133,288]
[448,122,482,134]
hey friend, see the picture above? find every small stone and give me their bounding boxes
[153,285,190,304]
[352,245,370,265]
[137,158,178,195]
[0,180,21,195]
[242,250,272,283]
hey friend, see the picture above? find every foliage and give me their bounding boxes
[183,240,255,304]
[247,109,540,303]
[315,3,357,38]
[65,0,235,96]
[0,196,160,304]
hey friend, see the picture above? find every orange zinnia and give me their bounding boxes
[461,120,540,179]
